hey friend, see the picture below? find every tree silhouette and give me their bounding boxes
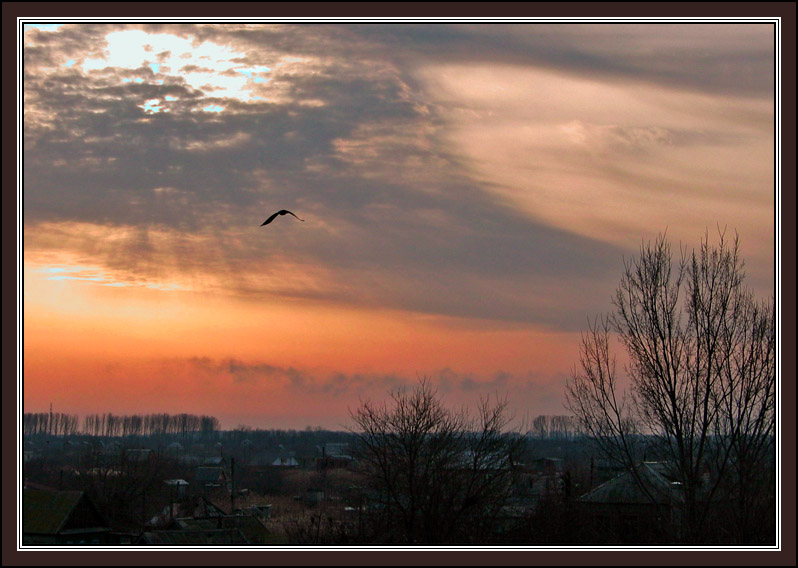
[565,230,775,544]
[349,378,526,544]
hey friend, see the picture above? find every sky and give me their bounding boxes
[21,21,777,431]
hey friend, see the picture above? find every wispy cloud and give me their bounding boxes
[187,356,411,396]
[185,356,563,405]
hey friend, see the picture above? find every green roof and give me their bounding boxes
[23,490,87,535]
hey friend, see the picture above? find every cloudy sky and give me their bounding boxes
[22,21,776,430]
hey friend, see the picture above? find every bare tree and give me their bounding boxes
[532,415,551,439]
[76,412,220,438]
[349,378,526,544]
[565,230,775,543]
[530,415,579,439]
[23,412,79,436]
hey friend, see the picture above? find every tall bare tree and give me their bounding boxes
[349,378,526,544]
[565,230,775,543]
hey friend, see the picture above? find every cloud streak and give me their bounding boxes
[185,356,563,406]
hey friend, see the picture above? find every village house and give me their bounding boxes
[577,461,682,543]
[23,489,113,545]
[194,466,229,489]
[316,455,353,471]
[143,493,282,545]
[164,478,189,500]
[201,456,227,468]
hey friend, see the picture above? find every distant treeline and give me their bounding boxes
[529,415,581,439]
[23,411,578,439]
[23,412,220,437]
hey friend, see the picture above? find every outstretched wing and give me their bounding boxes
[260,211,280,226]
[282,210,305,222]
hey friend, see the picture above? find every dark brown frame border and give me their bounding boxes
[4,3,794,565]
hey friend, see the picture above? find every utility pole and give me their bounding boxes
[230,457,236,515]
[141,485,147,533]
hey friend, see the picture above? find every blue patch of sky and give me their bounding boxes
[236,66,271,80]
[24,23,64,32]
[36,265,181,290]
[202,104,224,113]
[149,63,160,74]
[47,275,105,282]
[141,100,163,114]
[44,273,179,290]
[40,266,107,283]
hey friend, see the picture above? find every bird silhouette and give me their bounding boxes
[260,209,305,226]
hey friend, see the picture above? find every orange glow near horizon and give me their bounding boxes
[24,258,581,429]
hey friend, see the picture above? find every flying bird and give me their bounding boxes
[260,209,305,226]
